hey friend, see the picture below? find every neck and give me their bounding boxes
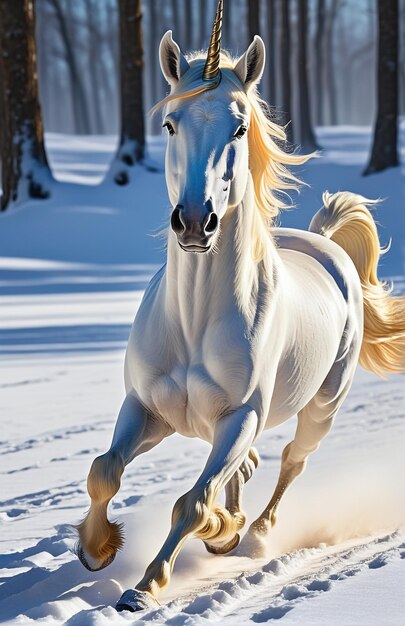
[165,175,275,328]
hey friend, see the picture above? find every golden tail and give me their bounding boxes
[309,191,405,376]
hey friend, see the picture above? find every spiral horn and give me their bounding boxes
[202,0,223,82]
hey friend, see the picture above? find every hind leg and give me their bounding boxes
[76,394,171,571]
[248,366,356,540]
[204,447,260,554]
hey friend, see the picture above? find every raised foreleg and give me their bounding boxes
[116,406,258,612]
[76,394,171,571]
[204,447,260,554]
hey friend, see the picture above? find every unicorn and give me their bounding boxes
[76,0,405,612]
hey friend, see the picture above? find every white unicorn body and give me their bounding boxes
[127,203,361,443]
[76,20,405,614]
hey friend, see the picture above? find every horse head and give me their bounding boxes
[158,22,266,253]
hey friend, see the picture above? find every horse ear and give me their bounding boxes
[234,36,266,91]
[159,30,190,87]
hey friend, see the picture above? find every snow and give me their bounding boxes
[0,125,404,625]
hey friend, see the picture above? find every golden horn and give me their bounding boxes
[202,0,223,81]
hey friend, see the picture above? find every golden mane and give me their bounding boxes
[153,51,314,261]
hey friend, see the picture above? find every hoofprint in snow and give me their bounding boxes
[0,127,404,625]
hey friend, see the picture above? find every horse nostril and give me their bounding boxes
[171,206,186,234]
[204,212,218,234]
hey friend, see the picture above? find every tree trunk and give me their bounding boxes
[112,0,145,184]
[325,0,339,125]
[96,2,118,134]
[184,0,192,51]
[297,0,318,150]
[280,0,293,142]
[0,0,51,211]
[364,0,399,174]
[85,0,105,134]
[47,0,92,134]
[199,0,205,46]
[171,0,181,42]
[314,0,325,126]
[400,0,405,116]
[248,0,261,41]
[223,0,231,44]
[266,0,276,105]
[149,0,160,133]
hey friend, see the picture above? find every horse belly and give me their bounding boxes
[266,359,330,427]
[264,268,348,427]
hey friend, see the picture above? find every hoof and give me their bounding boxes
[116,589,159,613]
[76,544,116,572]
[234,525,269,558]
[204,533,240,555]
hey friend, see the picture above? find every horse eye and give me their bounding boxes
[163,121,175,136]
[233,125,247,140]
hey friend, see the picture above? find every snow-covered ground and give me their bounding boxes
[0,127,404,625]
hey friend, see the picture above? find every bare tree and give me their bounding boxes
[325,0,340,125]
[365,0,399,174]
[198,0,206,48]
[83,0,120,134]
[85,0,104,133]
[248,0,261,41]
[37,0,122,135]
[0,0,51,210]
[297,0,318,150]
[342,35,375,124]
[46,0,92,134]
[183,0,193,51]
[112,0,145,184]
[149,0,160,133]
[266,0,277,104]
[171,0,182,41]
[223,0,231,44]
[400,0,405,115]
[98,0,120,134]
[314,0,325,125]
[280,0,293,142]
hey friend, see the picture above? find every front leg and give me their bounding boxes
[76,393,171,571]
[204,446,260,555]
[116,406,258,612]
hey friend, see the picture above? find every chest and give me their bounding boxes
[126,313,257,437]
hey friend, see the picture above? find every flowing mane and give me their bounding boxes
[153,51,313,261]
